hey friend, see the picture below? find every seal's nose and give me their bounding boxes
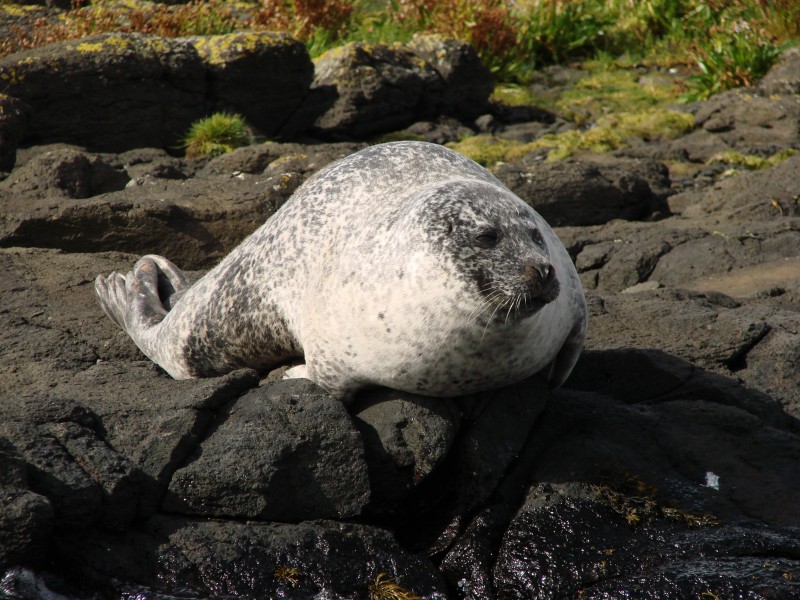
[523,260,559,300]
[523,261,555,284]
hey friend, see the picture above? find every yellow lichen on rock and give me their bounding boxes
[76,42,105,54]
[191,32,291,66]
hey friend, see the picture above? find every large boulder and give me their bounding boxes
[0,33,206,151]
[188,32,313,136]
[302,42,444,138]
[0,32,314,152]
[0,142,363,268]
[407,34,494,119]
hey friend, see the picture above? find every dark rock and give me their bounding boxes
[352,388,460,516]
[164,379,370,521]
[491,103,558,126]
[390,117,475,145]
[444,344,800,597]
[0,397,144,532]
[64,516,449,598]
[199,140,363,177]
[0,439,54,568]
[672,153,800,219]
[0,170,298,269]
[495,158,668,227]
[759,46,800,96]
[0,147,129,199]
[692,89,800,155]
[51,365,260,516]
[650,225,800,288]
[304,42,444,138]
[582,154,673,203]
[738,315,800,418]
[118,148,194,181]
[0,93,28,172]
[401,379,550,553]
[188,32,313,137]
[0,33,206,151]
[407,34,494,119]
[583,289,777,376]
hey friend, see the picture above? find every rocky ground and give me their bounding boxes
[0,27,800,600]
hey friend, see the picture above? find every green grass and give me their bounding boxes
[184,113,251,159]
[1,0,797,115]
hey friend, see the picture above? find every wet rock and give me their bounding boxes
[352,388,460,516]
[188,32,313,137]
[164,379,370,521]
[0,93,28,172]
[407,34,494,119]
[494,482,800,599]
[401,379,550,554]
[0,33,206,151]
[443,344,800,596]
[64,516,449,598]
[0,147,129,199]
[495,158,668,226]
[303,42,443,138]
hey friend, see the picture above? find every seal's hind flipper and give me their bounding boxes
[140,255,190,310]
[95,271,130,329]
[95,256,178,332]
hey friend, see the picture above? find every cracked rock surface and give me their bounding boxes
[0,36,799,600]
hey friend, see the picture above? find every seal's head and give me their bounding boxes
[408,178,560,324]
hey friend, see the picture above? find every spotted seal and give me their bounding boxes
[96,141,587,401]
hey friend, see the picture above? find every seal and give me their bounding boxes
[96,141,587,401]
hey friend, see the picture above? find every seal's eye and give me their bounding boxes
[475,230,500,247]
[530,228,544,246]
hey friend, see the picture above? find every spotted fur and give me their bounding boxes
[95,142,587,401]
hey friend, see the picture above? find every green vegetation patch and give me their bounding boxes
[450,107,694,167]
[184,112,251,159]
[707,148,799,169]
[557,68,682,123]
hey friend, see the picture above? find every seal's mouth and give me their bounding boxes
[474,289,555,325]
[473,261,560,323]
